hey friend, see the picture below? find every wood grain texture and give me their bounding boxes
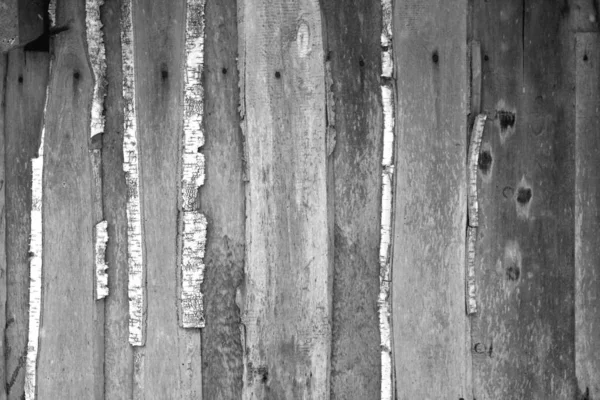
[3,49,48,400]
[0,0,45,52]
[321,1,383,398]
[471,1,577,398]
[132,0,202,396]
[101,0,134,396]
[0,52,7,400]
[575,32,600,400]
[391,1,470,398]
[238,0,331,398]
[36,0,102,397]
[199,0,244,397]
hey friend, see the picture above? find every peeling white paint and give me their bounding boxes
[179,0,207,328]
[468,114,486,227]
[95,220,109,299]
[466,227,477,315]
[379,0,394,397]
[86,0,107,138]
[121,0,146,346]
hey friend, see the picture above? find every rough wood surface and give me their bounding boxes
[238,0,331,398]
[391,1,470,398]
[575,32,600,400]
[321,1,383,399]
[0,52,7,400]
[3,49,48,400]
[132,0,202,396]
[0,0,45,52]
[199,0,245,395]
[471,1,577,398]
[36,0,102,396]
[102,0,134,396]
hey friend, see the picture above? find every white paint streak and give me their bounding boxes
[468,114,486,227]
[466,226,477,315]
[121,0,146,346]
[95,220,109,299]
[379,0,394,397]
[180,0,206,328]
[86,0,106,138]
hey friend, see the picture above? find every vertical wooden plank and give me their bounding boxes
[3,50,48,400]
[575,32,600,400]
[132,0,202,397]
[238,0,331,398]
[102,0,134,396]
[0,52,7,400]
[391,1,469,398]
[321,1,383,399]
[200,0,244,397]
[472,1,577,398]
[36,0,101,396]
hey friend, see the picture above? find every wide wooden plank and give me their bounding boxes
[199,0,244,397]
[3,49,48,400]
[575,32,600,400]
[36,0,102,397]
[0,52,7,400]
[132,0,202,396]
[391,1,469,398]
[321,1,383,399]
[238,0,331,398]
[471,1,577,398]
[102,0,134,396]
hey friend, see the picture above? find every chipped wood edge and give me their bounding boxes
[121,0,146,347]
[467,114,486,228]
[466,226,477,315]
[179,0,207,329]
[379,0,394,397]
[86,0,107,138]
[95,220,109,300]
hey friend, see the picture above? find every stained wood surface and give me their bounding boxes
[391,1,470,398]
[471,0,577,398]
[575,32,600,400]
[3,49,48,400]
[0,0,45,52]
[0,53,7,400]
[238,0,331,398]
[321,1,383,399]
[36,0,102,397]
[102,0,134,397]
[132,0,202,397]
[199,0,244,397]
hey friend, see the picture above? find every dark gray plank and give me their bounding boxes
[0,52,7,400]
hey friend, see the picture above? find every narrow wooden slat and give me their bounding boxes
[575,32,600,400]
[102,0,135,396]
[36,0,101,396]
[391,1,469,398]
[0,52,7,400]
[199,0,244,397]
[238,0,331,398]
[3,49,48,400]
[321,1,383,399]
[132,0,202,396]
[472,1,577,397]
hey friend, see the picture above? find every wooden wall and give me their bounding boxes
[0,0,598,399]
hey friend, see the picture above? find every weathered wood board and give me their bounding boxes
[36,0,102,397]
[199,0,244,397]
[102,0,134,396]
[321,1,383,399]
[132,0,202,396]
[238,0,331,398]
[0,52,7,400]
[0,0,46,53]
[575,32,600,400]
[471,0,577,398]
[3,49,48,400]
[391,0,470,398]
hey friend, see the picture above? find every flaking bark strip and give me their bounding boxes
[95,221,109,300]
[121,0,146,346]
[179,0,207,328]
[86,0,106,138]
[379,0,394,397]
[468,114,486,227]
[466,226,477,315]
